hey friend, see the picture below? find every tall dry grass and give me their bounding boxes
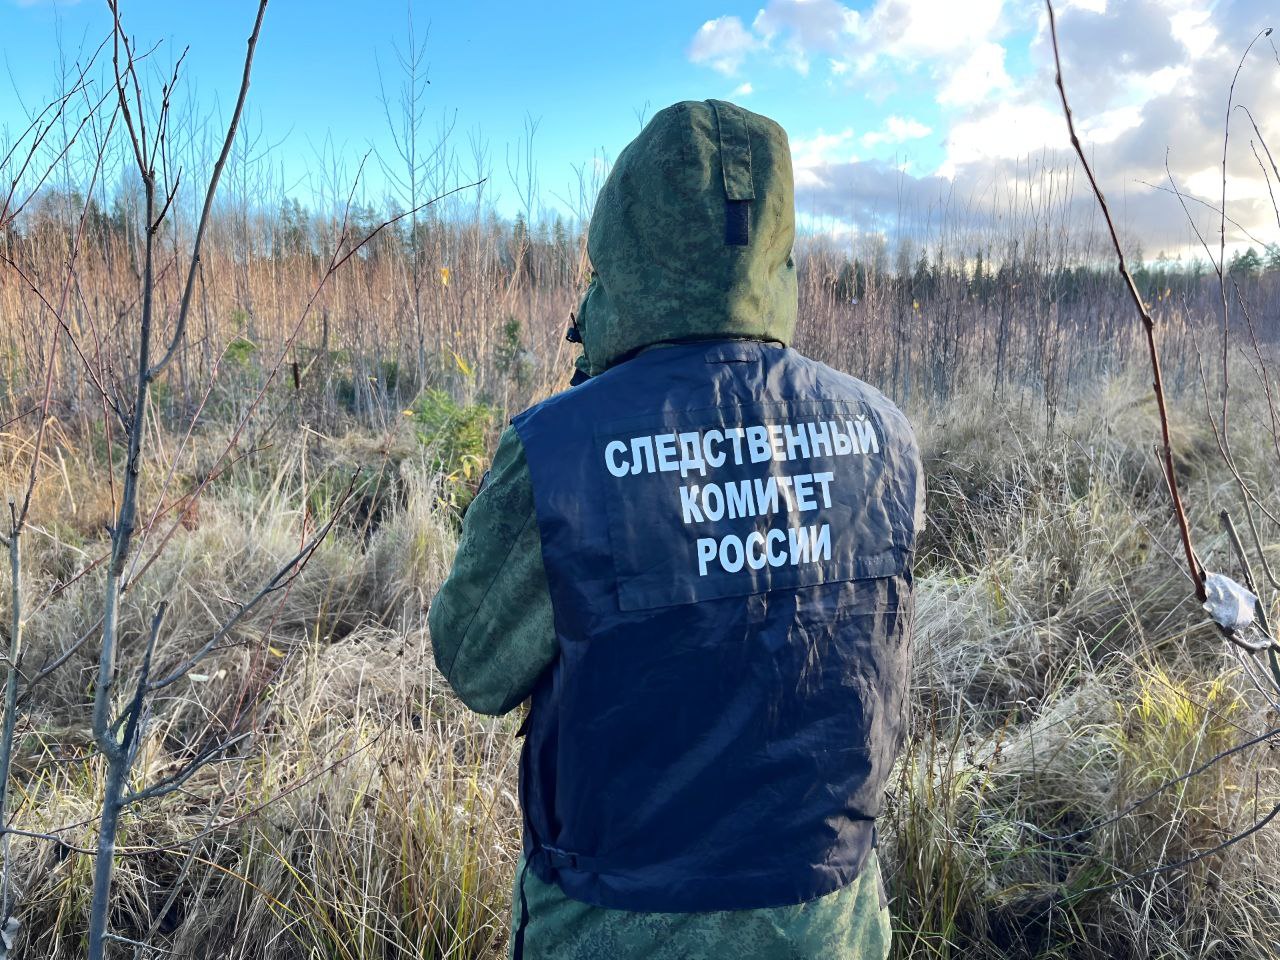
[1,19,1279,957]
[2,434,521,959]
[4,188,1276,434]
[2,367,1280,958]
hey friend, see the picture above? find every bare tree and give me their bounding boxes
[0,34,124,954]
[84,4,269,955]
[377,2,457,387]
[1042,0,1280,894]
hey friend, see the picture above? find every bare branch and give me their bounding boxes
[1045,0,1204,600]
[124,733,249,805]
[1011,722,1280,847]
[148,0,269,381]
[148,471,355,691]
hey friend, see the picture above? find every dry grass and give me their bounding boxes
[892,371,1280,960]
[2,441,520,959]
[2,15,1278,956]
[2,367,1278,959]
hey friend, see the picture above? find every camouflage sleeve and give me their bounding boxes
[429,425,557,715]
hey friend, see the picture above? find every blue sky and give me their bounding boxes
[2,0,1277,251]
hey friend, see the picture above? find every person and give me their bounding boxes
[429,98,924,960]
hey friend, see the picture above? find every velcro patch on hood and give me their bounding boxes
[575,99,797,376]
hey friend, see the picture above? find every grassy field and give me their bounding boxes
[3,15,1280,955]
[3,346,1280,957]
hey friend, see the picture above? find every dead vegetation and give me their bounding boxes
[2,376,1278,958]
[1,4,1279,958]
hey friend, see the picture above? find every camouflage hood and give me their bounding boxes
[574,99,797,377]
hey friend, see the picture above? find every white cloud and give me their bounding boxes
[689,0,1279,249]
[861,116,932,148]
[752,0,860,74]
[689,0,1013,111]
[857,0,1005,62]
[790,128,857,188]
[753,0,861,51]
[688,16,764,76]
[935,97,1144,180]
[937,103,1065,177]
[936,41,1012,107]
[792,128,856,166]
[1059,0,1108,12]
[836,0,1011,110]
[1080,104,1145,143]
[733,82,755,97]
[1168,6,1215,58]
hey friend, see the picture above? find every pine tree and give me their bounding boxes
[1229,246,1263,279]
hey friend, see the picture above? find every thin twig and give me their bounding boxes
[148,0,269,381]
[1046,0,1204,600]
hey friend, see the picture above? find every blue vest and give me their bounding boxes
[511,339,921,913]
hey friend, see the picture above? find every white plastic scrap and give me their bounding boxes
[1202,571,1258,633]
[0,916,19,956]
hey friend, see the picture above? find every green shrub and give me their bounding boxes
[376,358,403,396]
[495,316,534,389]
[408,389,492,513]
[306,460,403,536]
[225,335,258,368]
